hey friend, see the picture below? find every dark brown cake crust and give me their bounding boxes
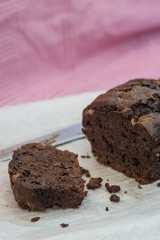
[8,144,86,210]
[82,79,160,184]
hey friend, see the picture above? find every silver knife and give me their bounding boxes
[0,123,85,162]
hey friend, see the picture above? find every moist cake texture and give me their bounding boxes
[82,79,160,184]
[8,143,86,210]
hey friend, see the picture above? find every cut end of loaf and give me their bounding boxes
[82,79,160,184]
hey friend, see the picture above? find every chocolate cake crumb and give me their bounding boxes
[84,191,88,197]
[80,167,91,177]
[31,217,40,222]
[60,223,69,228]
[105,207,109,211]
[105,183,121,193]
[86,173,91,177]
[138,184,142,189]
[106,179,109,182]
[80,166,87,174]
[81,155,91,158]
[124,191,127,194]
[157,183,160,187]
[87,177,103,190]
[52,204,59,210]
[110,194,120,202]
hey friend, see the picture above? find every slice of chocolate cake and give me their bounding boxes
[8,144,86,210]
[82,79,160,184]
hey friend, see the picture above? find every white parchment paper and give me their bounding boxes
[0,92,160,240]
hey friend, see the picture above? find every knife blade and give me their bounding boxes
[0,123,85,162]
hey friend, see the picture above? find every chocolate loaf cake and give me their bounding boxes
[8,144,86,210]
[82,79,160,184]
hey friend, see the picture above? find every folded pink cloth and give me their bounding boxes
[0,0,160,107]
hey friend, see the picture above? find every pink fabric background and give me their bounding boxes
[1,0,160,107]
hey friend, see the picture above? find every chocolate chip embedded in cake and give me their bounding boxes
[8,143,87,211]
[86,177,103,190]
[82,79,160,184]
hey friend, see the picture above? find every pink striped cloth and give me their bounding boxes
[1,0,160,107]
